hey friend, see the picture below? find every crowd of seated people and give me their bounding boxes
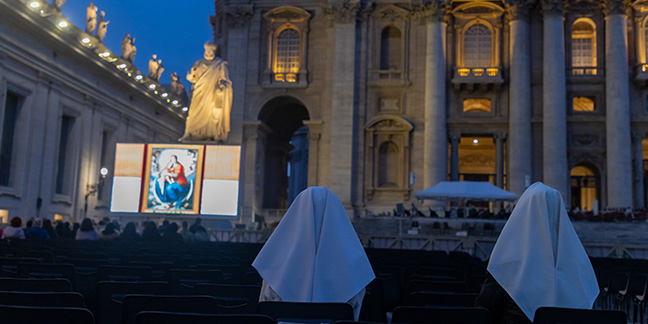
[0,185,635,324]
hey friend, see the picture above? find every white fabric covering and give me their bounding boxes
[487,182,599,321]
[252,186,375,303]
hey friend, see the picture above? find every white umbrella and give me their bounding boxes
[415,181,516,202]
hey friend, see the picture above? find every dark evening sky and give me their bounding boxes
[60,1,215,87]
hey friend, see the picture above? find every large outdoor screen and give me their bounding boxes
[110,143,241,216]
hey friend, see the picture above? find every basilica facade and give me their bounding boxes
[216,0,648,221]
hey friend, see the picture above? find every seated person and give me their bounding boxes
[252,187,375,321]
[476,182,599,324]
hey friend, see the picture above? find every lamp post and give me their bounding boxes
[84,167,108,218]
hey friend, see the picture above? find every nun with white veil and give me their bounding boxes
[476,182,599,324]
[252,186,375,321]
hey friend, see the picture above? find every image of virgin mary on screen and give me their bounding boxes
[146,147,199,212]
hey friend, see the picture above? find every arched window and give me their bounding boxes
[380,26,402,70]
[274,28,301,82]
[464,24,491,67]
[378,141,399,188]
[570,164,599,211]
[571,20,596,68]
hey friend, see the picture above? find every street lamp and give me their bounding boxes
[84,167,108,217]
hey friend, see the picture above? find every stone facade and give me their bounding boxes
[217,0,648,223]
[0,0,185,223]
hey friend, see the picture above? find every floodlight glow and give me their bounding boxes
[148,84,156,90]
[117,63,126,69]
[473,139,479,144]
[101,51,110,57]
[81,37,90,44]
[161,93,168,98]
[182,107,188,112]
[135,75,143,80]
[29,1,40,8]
[58,21,68,28]
[100,167,109,177]
[172,100,179,105]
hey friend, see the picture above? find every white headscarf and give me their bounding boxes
[252,186,375,302]
[488,182,599,321]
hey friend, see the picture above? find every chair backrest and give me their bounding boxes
[257,301,354,323]
[95,281,169,324]
[98,265,154,282]
[167,269,224,294]
[533,307,627,324]
[17,263,76,289]
[407,280,467,295]
[0,291,84,307]
[0,278,72,292]
[391,306,490,324]
[136,311,275,324]
[0,305,94,324]
[194,283,261,313]
[122,294,219,324]
[409,292,478,308]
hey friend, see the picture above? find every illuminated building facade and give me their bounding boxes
[217,0,648,222]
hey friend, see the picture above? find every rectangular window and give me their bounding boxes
[55,115,75,194]
[573,96,595,112]
[0,93,21,186]
[463,99,491,113]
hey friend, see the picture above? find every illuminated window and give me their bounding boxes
[573,96,595,112]
[572,19,596,68]
[644,20,648,63]
[274,28,300,83]
[463,99,491,112]
[380,26,402,70]
[464,24,491,67]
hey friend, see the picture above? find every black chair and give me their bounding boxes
[257,301,354,323]
[94,281,169,324]
[122,295,219,324]
[98,265,153,282]
[407,280,467,295]
[0,278,72,292]
[0,291,84,307]
[17,263,76,290]
[333,322,386,324]
[409,292,478,308]
[533,307,627,324]
[167,269,225,294]
[194,283,261,313]
[391,306,489,324]
[136,311,275,324]
[0,305,94,324]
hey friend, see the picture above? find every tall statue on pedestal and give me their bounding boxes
[179,42,232,142]
[96,11,109,42]
[85,2,98,34]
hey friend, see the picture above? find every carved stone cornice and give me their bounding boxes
[411,0,450,24]
[541,0,566,16]
[323,0,360,25]
[506,0,536,21]
[601,0,630,15]
[225,5,254,28]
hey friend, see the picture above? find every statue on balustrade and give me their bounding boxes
[179,41,232,142]
[52,0,66,12]
[121,34,136,63]
[85,2,98,34]
[96,11,109,42]
[170,72,187,100]
[148,54,159,79]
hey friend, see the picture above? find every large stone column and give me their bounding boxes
[541,0,569,200]
[325,0,358,208]
[241,121,271,225]
[450,134,460,181]
[303,120,323,187]
[633,132,645,208]
[506,0,533,197]
[224,5,253,145]
[495,134,506,188]
[420,0,449,190]
[604,0,633,208]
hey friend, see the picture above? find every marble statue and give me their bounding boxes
[179,42,232,142]
[121,34,136,63]
[170,72,186,98]
[154,60,165,82]
[85,2,98,34]
[96,11,109,42]
[53,0,66,12]
[148,54,159,79]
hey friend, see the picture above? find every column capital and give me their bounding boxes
[506,0,537,21]
[541,0,566,16]
[243,121,272,140]
[224,5,254,28]
[323,0,360,25]
[449,133,461,142]
[494,132,508,141]
[303,120,324,138]
[411,0,450,24]
[601,0,630,16]
[632,130,645,142]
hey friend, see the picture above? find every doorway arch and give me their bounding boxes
[570,163,600,211]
